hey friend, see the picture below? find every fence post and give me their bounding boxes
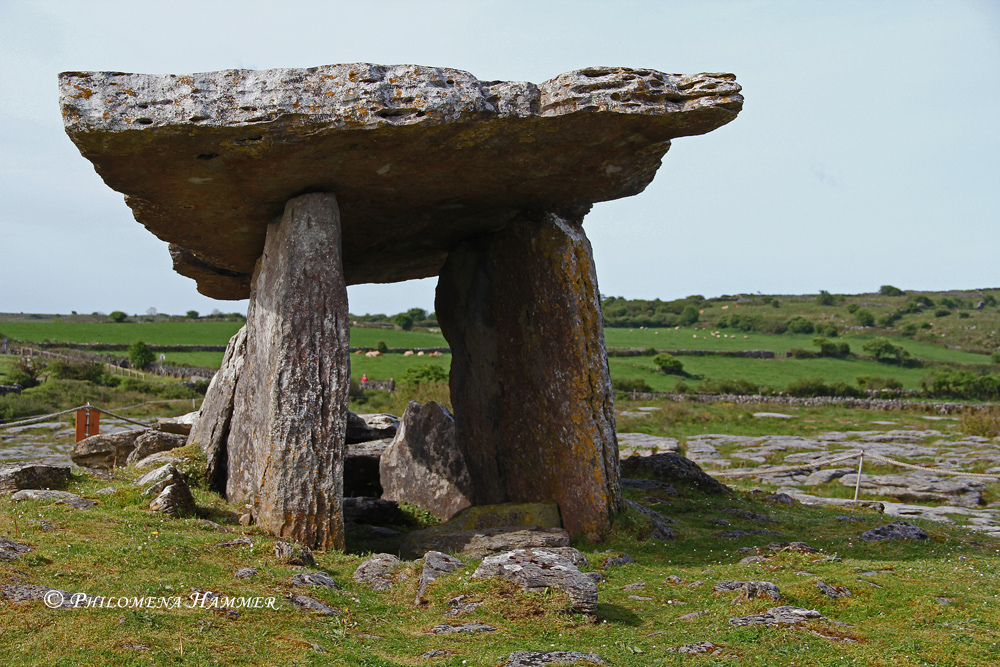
[75,402,100,442]
[853,451,865,501]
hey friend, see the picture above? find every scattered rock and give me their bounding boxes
[287,595,340,616]
[379,400,473,521]
[125,430,188,466]
[627,595,653,601]
[426,622,497,635]
[11,489,95,509]
[148,480,196,516]
[473,549,598,614]
[70,430,144,469]
[667,641,726,655]
[446,595,483,616]
[134,464,184,495]
[729,606,823,627]
[234,568,258,579]
[767,541,817,553]
[353,553,401,591]
[401,525,570,561]
[504,651,606,666]
[817,581,852,598]
[0,583,86,608]
[416,551,465,603]
[803,468,855,486]
[678,609,710,621]
[423,649,453,658]
[858,521,930,541]
[211,537,252,548]
[716,530,783,539]
[290,572,342,589]
[0,538,32,561]
[842,472,985,508]
[27,519,54,532]
[625,499,677,540]
[0,463,71,493]
[346,412,399,444]
[714,580,781,603]
[623,582,647,591]
[274,542,316,567]
[154,411,198,436]
[764,493,795,504]
[721,508,777,524]
[600,552,636,570]
[132,450,187,469]
[617,433,680,453]
[620,452,733,495]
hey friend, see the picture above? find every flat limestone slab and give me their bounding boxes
[60,64,742,298]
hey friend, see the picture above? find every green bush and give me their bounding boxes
[934,308,951,318]
[992,349,1000,364]
[854,309,875,327]
[5,357,45,389]
[817,290,835,306]
[678,305,700,327]
[958,312,970,319]
[845,303,859,314]
[401,364,448,386]
[186,310,200,319]
[787,348,818,359]
[47,358,108,384]
[812,337,850,358]
[612,377,653,393]
[784,377,830,397]
[393,313,414,331]
[785,316,815,334]
[901,323,919,337]
[108,311,128,323]
[856,375,903,392]
[376,341,389,354]
[880,285,905,297]
[129,340,155,370]
[697,378,760,395]
[922,368,1000,400]
[652,352,684,375]
[862,337,911,365]
[815,323,839,337]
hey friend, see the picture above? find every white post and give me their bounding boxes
[853,451,865,501]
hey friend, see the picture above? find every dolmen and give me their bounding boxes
[61,63,743,549]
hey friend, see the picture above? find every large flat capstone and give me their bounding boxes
[60,64,742,298]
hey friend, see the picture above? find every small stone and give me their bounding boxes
[70,430,143,469]
[767,542,817,554]
[678,609,710,621]
[11,490,95,509]
[273,541,316,567]
[623,582,647,590]
[422,649,453,658]
[234,568,258,579]
[601,552,636,570]
[416,551,465,603]
[627,595,653,601]
[729,606,822,626]
[149,481,196,517]
[26,519,54,532]
[426,622,497,635]
[135,464,185,496]
[211,537,252,548]
[713,580,781,603]
[504,650,606,666]
[817,581,852,599]
[667,641,725,655]
[290,572,342,589]
[473,549,598,614]
[0,538,32,561]
[353,553,401,591]
[664,575,684,584]
[125,430,187,466]
[287,595,340,616]
[445,595,483,617]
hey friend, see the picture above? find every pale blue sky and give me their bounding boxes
[1,0,997,316]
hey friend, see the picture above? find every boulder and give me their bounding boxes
[472,548,598,614]
[0,463,71,493]
[11,490,95,509]
[437,212,623,540]
[187,325,247,491]
[60,64,742,297]
[858,521,930,541]
[155,411,198,436]
[226,193,350,550]
[416,551,465,604]
[126,430,188,466]
[134,464,185,495]
[70,430,144,469]
[620,452,734,496]
[379,401,473,521]
[149,479,196,517]
[353,553,401,591]
[346,413,399,444]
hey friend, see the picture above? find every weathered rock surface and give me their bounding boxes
[473,549,598,614]
[273,541,316,567]
[379,401,473,521]
[416,551,465,603]
[60,64,742,297]
[427,622,497,635]
[155,412,198,436]
[437,212,623,539]
[817,580,852,598]
[729,606,823,627]
[621,452,734,496]
[504,651,606,666]
[0,538,32,561]
[401,526,571,561]
[126,430,187,466]
[353,553,402,591]
[226,193,350,550]
[858,521,930,541]
[290,572,342,589]
[841,472,985,508]
[70,430,143,469]
[187,325,247,491]
[12,489,96,509]
[149,480,196,516]
[0,463,71,493]
[713,580,782,603]
[287,595,340,616]
[346,413,399,444]
[134,464,184,495]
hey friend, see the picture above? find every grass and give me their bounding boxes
[1,453,998,666]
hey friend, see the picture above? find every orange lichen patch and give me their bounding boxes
[71,84,94,99]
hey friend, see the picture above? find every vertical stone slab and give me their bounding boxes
[227,193,350,550]
[436,212,623,540]
[187,325,247,492]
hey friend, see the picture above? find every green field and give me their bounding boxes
[0,321,244,346]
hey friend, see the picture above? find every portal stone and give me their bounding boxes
[436,212,623,539]
[226,193,350,550]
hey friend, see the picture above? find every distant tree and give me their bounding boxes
[393,313,414,331]
[812,336,850,358]
[108,311,128,323]
[879,285,905,297]
[786,316,815,334]
[129,340,155,370]
[146,307,157,317]
[652,352,684,375]
[862,337,910,365]
[186,310,200,319]
[854,309,875,327]
[210,308,222,318]
[678,305,700,327]
[817,290,835,306]
[376,341,388,353]
[6,357,45,389]
[983,295,997,308]
[406,308,428,322]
